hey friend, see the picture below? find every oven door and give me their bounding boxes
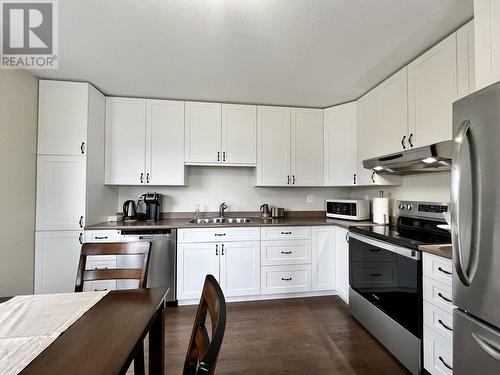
[349,232,422,337]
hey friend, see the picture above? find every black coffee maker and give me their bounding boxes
[144,192,161,222]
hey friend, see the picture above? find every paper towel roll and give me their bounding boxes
[372,198,390,224]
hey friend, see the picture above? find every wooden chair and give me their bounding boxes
[184,274,227,375]
[75,241,152,375]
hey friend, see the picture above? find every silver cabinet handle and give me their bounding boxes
[452,120,478,287]
[214,233,226,237]
[221,243,224,255]
[80,142,86,154]
[222,152,226,162]
[94,288,108,292]
[472,333,500,363]
[281,231,292,235]
[438,267,452,275]
[401,135,407,149]
[438,356,453,370]
[287,175,290,185]
[140,173,144,183]
[94,236,108,240]
[408,133,414,148]
[217,152,220,162]
[353,173,357,184]
[215,244,218,256]
[146,173,150,183]
[79,233,83,244]
[79,216,84,228]
[94,267,108,270]
[438,292,452,303]
[281,250,292,255]
[438,319,453,331]
[281,277,292,281]
[292,175,296,185]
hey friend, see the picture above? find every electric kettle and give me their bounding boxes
[260,204,271,219]
[123,200,137,221]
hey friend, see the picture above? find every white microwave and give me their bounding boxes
[326,199,370,221]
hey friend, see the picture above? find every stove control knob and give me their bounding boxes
[407,204,413,210]
[399,204,405,210]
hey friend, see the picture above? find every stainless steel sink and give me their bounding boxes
[186,217,252,224]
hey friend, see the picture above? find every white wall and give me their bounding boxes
[119,166,351,213]
[350,172,451,215]
[0,70,38,296]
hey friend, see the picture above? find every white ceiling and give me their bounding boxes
[35,0,473,108]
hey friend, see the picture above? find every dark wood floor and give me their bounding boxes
[165,296,410,374]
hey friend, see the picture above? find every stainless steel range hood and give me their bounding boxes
[363,140,452,175]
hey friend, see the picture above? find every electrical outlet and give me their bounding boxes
[306,195,315,204]
[364,195,370,201]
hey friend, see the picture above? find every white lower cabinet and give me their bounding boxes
[219,241,260,297]
[423,253,454,375]
[35,231,83,294]
[311,227,335,291]
[334,227,349,303]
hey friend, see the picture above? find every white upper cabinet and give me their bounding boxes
[146,100,185,185]
[36,155,87,231]
[324,103,357,186]
[475,0,500,89]
[375,67,409,153]
[221,104,257,165]
[38,80,89,156]
[357,90,378,184]
[457,21,476,99]
[408,33,458,147]
[291,108,324,186]
[105,97,185,185]
[184,102,222,164]
[105,97,146,184]
[257,106,291,186]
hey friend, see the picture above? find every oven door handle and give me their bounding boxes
[348,232,421,260]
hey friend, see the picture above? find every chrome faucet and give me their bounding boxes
[218,202,228,218]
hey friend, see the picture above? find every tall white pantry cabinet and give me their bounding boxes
[35,80,117,294]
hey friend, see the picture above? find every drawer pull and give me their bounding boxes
[94,267,108,270]
[281,231,292,235]
[94,236,108,240]
[369,248,380,252]
[438,319,453,332]
[214,233,226,237]
[438,266,452,275]
[281,250,292,255]
[438,356,453,371]
[438,292,452,303]
[370,273,382,277]
[281,277,293,281]
[94,288,108,292]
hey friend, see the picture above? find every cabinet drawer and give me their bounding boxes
[423,253,452,286]
[351,262,397,288]
[178,227,260,243]
[84,230,121,243]
[424,325,453,375]
[83,279,116,292]
[424,301,454,341]
[261,240,311,265]
[261,226,311,241]
[85,257,116,270]
[261,265,311,294]
[423,276,454,313]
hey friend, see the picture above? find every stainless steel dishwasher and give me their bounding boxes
[118,229,176,303]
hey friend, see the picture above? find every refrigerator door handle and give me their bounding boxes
[472,333,500,362]
[452,120,479,287]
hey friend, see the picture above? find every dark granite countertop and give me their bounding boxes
[418,244,452,259]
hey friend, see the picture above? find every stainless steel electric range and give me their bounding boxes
[348,200,451,375]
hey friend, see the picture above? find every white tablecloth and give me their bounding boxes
[0,291,109,375]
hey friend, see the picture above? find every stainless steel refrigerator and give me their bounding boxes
[452,82,500,374]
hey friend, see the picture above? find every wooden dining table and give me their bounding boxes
[0,288,167,375]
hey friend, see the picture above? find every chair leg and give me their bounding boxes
[134,341,145,375]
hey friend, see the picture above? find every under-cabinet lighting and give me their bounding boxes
[373,166,384,171]
[422,157,437,164]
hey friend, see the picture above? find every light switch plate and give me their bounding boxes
[306,195,315,203]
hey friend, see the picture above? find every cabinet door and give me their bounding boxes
[474,0,500,89]
[38,80,88,156]
[376,67,409,152]
[408,34,458,147]
[291,108,324,186]
[34,231,82,294]
[256,106,291,186]
[221,104,257,165]
[185,102,222,164]
[324,103,357,186]
[219,241,260,297]
[145,100,185,185]
[312,227,335,291]
[334,227,349,303]
[105,97,146,185]
[177,243,219,300]
[457,20,476,99]
[356,91,378,184]
[36,155,86,230]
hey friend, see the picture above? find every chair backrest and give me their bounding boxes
[183,274,227,375]
[75,242,151,293]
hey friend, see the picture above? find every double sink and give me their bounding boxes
[187,217,252,225]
